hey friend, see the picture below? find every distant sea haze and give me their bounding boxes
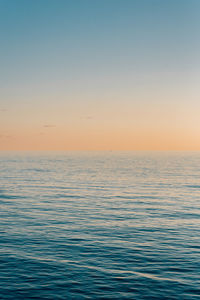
[0,151,200,299]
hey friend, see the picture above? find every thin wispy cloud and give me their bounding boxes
[0,134,13,139]
[80,116,93,120]
[43,125,56,128]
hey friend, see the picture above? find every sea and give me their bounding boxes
[0,151,200,299]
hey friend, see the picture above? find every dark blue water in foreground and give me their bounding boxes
[0,152,200,299]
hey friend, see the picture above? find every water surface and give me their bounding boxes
[0,152,200,299]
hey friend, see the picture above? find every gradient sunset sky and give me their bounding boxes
[1,0,200,151]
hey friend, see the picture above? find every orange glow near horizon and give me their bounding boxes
[1,94,200,151]
[1,114,200,151]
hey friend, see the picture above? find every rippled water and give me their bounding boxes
[0,152,200,299]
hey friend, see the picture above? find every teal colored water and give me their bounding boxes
[0,152,200,299]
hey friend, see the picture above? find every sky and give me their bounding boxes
[0,0,200,151]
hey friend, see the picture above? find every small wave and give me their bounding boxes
[52,194,83,199]
[23,168,51,173]
[186,185,200,189]
[115,195,159,200]
[0,194,21,200]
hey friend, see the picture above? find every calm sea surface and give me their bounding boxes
[0,152,200,299]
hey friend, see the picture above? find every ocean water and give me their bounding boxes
[0,151,200,300]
